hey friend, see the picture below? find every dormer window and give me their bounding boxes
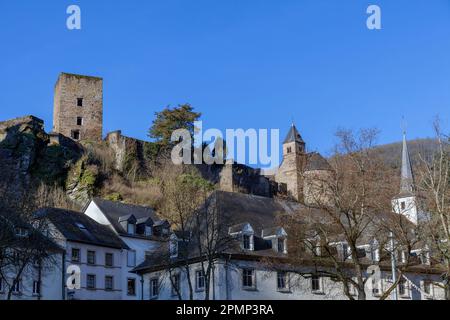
[145,226,152,236]
[277,238,286,254]
[119,215,137,236]
[243,235,251,250]
[127,223,135,235]
[170,234,179,258]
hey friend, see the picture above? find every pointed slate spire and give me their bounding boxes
[400,131,414,195]
[283,124,305,144]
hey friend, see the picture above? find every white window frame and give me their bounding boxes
[12,279,21,294]
[422,280,434,299]
[87,250,96,265]
[127,278,136,296]
[127,223,136,235]
[171,273,181,296]
[276,271,290,292]
[311,275,324,294]
[71,248,80,263]
[32,280,40,295]
[86,274,96,290]
[127,250,136,267]
[105,276,114,291]
[150,278,159,299]
[105,253,114,267]
[195,270,206,291]
[242,268,256,290]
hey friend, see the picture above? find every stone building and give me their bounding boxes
[53,73,103,142]
[274,124,333,205]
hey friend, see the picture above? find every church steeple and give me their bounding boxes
[399,131,414,195]
[283,123,306,154]
[392,130,419,225]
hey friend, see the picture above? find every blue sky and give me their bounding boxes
[1,0,450,163]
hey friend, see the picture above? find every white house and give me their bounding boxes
[131,191,446,301]
[37,207,129,300]
[83,198,170,300]
[0,211,64,300]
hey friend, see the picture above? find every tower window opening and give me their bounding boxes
[77,117,83,126]
[287,147,292,154]
[71,130,80,140]
[77,98,83,107]
[401,201,406,210]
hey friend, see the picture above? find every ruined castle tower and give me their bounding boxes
[53,73,103,141]
[275,124,307,201]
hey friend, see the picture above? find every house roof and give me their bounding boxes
[283,124,305,144]
[92,198,160,236]
[305,152,333,171]
[36,207,129,250]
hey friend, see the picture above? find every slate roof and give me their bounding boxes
[305,152,333,171]
[283,124,305,144]
[36,207,129,250]
[92,198,160,236]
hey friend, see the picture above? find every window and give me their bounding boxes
[12,280,20,294]
[372,278,381,296]
[0,279,3,293]
[171,274,180,296]
[145,226,152,236]
[423,280,433,297]
[278,238,285,253]
[170,239,178,258]
[127,223,135,235]
[311,275,322,293]
[77,117,83,126]
[287,147,292,154]
[401,201,406,210]
[71,130,80,140]
[87,274,96,290]
[243,235,251,250]
[127,278,136,296]
[105,253,113,267]
[33,281,40,295]
[277,272,289,291]
[196,270,205,291]
[342,243,349,260]
[105,276,114,291]
[127,250,136,267]
[150,278,159,299]
[71,248,80,263]
[87,251,96,265]
[242,268,255,289]
[77,98,83,107]
[398,278,409,297]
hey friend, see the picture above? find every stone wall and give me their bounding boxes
[53,73,103,142]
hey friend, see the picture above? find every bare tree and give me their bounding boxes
[417,118,450,299]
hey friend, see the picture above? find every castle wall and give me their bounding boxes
[53,73,103,142]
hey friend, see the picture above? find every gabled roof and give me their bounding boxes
[92,198,159,235]
[305,152,333,171]
[37,207,129,250]
[283,124,305,144]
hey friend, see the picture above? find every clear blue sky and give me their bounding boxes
[1,0,450,161]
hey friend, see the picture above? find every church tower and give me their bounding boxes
[53,72,103,142]
[275,124,307,201]
[392,131,419,224]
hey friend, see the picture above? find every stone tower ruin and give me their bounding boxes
[53,72,103,142]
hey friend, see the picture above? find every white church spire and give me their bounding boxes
[400,131,414,195]
[392,130,419,224]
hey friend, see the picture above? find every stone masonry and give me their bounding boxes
[53,73,103,142]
